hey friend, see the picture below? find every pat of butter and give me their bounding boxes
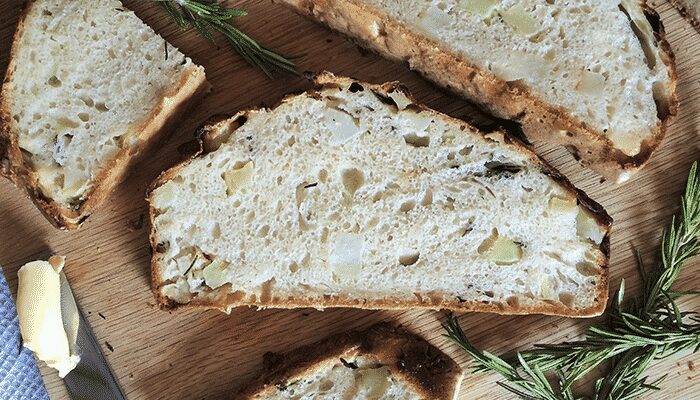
[16,256,80,378]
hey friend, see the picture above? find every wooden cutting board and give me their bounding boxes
[1,1,699,399]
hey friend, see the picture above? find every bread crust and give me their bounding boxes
[0,0,211,230]
[670,0,700,33]
[274,0,678,183]
[236,323,463,400]
[149,73,612,318]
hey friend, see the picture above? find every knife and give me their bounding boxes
[60,272,127,400]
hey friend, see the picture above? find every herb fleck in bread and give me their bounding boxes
[276,0,678,182]
[0,0,209,229]
[149,73,611,317]
[671,0,700,32]
[238,323,462,400]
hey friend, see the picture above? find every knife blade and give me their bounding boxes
[61,273,126,400]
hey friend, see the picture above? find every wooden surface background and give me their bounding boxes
[1,1,699,399]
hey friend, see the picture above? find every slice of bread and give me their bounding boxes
[238,323,463,400]
[276,0,678,183]
[149,73,611,317]
[672,0,700,32]
[0,0,210,229]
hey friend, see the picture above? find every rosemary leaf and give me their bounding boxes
[157,0,298,78]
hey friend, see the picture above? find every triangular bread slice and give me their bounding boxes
[276,0,677,182]
[238,323,463,400]
[0,0,209,229]
[149,73,611,317]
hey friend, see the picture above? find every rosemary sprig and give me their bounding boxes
[158,0,298,78]
[444,161,700,399]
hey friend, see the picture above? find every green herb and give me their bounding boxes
[183,254,199,276]
[445,161,700,399]
[158,0,298,78]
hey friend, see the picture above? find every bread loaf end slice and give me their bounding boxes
[276,0,678,183]
[237,323,463,400]
[0,0,210,229]
[149,73,611,317]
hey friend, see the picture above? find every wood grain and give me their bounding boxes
[0,1,698,399]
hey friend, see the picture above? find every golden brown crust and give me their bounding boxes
[0,0,211,230]
[670,0,700,33]
[149,73,612,318]
[274,0,678,183]
[236,323,463,400]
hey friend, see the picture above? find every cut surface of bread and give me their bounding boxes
[276,0,677,182]
[0,0,209,229]
[237,323,462,400]
[672,0,700,32]
[149,73,611,317]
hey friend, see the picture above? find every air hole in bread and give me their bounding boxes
[289,262,299,273]
[576,261,599,276]
[245,211,256,223]
[403,132,430,147]
[256,225,270,238]
[95,102,109,112]
[459,145,473,156]
[56,117,79,129]
[399,199,416,212]
[341,167,365,196]
[420,188,433,206]
[47,75,61,87]
[79,96,94,107]
[559,292,575,308]
[348,82,364,92]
